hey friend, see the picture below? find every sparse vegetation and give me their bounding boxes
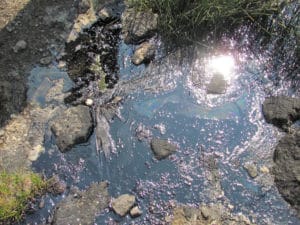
[127,0,284,44]
[0,171,46,223]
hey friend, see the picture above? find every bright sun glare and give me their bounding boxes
[207,55,235,80]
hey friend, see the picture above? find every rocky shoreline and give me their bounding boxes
[262,96,300,216]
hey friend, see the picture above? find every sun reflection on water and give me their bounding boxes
[207,55,236,80]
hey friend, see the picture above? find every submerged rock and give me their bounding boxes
[150,139,177,160]
[122,8,158,44]
[169,203,254,225]
[206,73,227,94]
[262,96,300,130]
[47,175,66,195]
[51,105,93,152]
[52,182,109,225]
[244,162,258,178]
[273,130,300,215]
[111,194,136,216]
[132,42,155,65]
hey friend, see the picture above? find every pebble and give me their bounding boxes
[40,56,52,65]
[98,7,114,22]
[244,163,258,178]
[13,40,27,53]
[259,166,270,174]
[58,61,66,68]
[39,199,45,209]
[130,206,143,217]
[85,98,93,106]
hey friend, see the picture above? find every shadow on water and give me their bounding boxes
[0,0,77,127]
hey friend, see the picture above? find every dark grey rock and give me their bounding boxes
[40,56,52,65]
[262,96,300,130]
[132,42,155,65]
[13,40,27,53]
[52,182,110,225]
[47,175,66,195]
[51,105,93,152]
[273,131,300,215]
[122,8,158,44]
[150,139,177,160]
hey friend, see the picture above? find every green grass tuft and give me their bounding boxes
[0,171,46,223]
[127,0,284,45]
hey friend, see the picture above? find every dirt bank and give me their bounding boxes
[0,0,77,126]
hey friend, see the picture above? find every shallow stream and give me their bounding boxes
[24,3,300,224]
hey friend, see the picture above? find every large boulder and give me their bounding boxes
[262,96,300,130]
[51,105,93,152]
[122,8,158,44]
[52,182,110,225]
[150,139,177,160]
[273,130,300,215]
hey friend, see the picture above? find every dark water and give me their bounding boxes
[27,3,300,225]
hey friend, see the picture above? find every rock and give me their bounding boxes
[27,144,45,161]
[52,182,109,225]
[150,139,177,160]
[13,40,27,53]
[273,130,300,215]
[206,73,227,94]
[130,206,142,217]
[98,7,116,22]
[39,198,45,209]
[259,166,270,174]
[40,56,52,65]
[262,96,300,130]
[111,194,136,216]
[47,176,66,195]
[243,163,258,178]
[85,98,94,106]
[67,9,98,43]
[132,42,155,65]
[122,8,158,44]
[58,61,67,68]
[78,0,91,14]
[170,203,255,225]
[51,105,93,152]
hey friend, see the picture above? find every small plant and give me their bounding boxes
[127,0,284,45]
[0,171,46,223]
